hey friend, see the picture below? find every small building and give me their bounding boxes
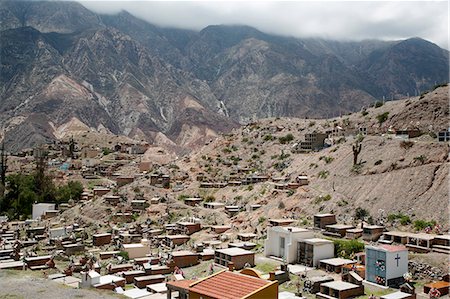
[324,224,355,238]
[395,129,421,139]
[406,233,435,253]
[93,187,110,197]
[171,251,200,268]
[176,222,202,235]
[299,132,328,151]
[365,245,408,288]
[183,197,203,207]
[104,195,121,205]
[93,233,112,247]
[423,281,450,297]
[149,174,170,188]
[163,235,190,248]
[264,227,314,263]
[133,274,165,289]
[211,225,231,234]
[203,202,225,209]
[131,200,149,211]
[432,234,450,254]
[320,258,356,274]
[381,231,409,245]
[316,281,364,299]
[269,219,295,227]
[362,225,385,242]
[214,248,255,270]
[237,232,257,242]
[381,291,416,299]
[32,203,55,220]
[345,228,363,240]
[116,176,134,187]
[122,270,147,284]
[123,243,150,259]
[167,269,278,299]
[314,214,337,229]
[297,238,334,267]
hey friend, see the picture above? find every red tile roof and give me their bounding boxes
[167,279,195,290]
[189,271,273,299]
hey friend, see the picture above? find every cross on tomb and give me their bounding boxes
[395,254,401,267]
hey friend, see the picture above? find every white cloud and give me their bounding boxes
[79,0,449,48]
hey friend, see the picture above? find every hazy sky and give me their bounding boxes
[79,1,449,49]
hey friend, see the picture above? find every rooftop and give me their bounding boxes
[368,244,408,252]
[189,270,274,299]
[303,238,333,245]
[215,247,254,256]
[381,291,415,299]
[326,224,355,229]
[320,258,356,266]
[321,281,361,291]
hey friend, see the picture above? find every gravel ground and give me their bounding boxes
[0,270,123,299]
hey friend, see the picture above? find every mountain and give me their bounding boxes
[0,1,448,151]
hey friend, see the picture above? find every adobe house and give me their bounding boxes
[432,234,450,254]
[184,197,203,207]
[203,202,225,209]
[269,219,295,227]
[176,222,202,235]
[365,245,408,288]
[149,173,170,188]
[134,274,165,289]
[297,238,334,267]
[345,228,363,240]
[296,175,309,186]
[122,270,147,284]
[264,226,314,264]
[324,224,355,238]
[320,258,356,274]
[163,235,190,248]
[316,281,364,299]
[237,232,257,242]
[115,176,134,187]
[131,200,150,211]
[93,233,112,247]
[93,187,110,197]
[166,269,278,299]
[362,225,385,242]
[108,264,133,274]
[123,243,150,259]
[99,251,120,260]
[214,248,255,270]
[171,250,200,268]
[314,214,337,229]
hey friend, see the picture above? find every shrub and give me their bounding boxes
[376,112,389,124]
[324,156,334,164]
[279,134,294,144]
[355,207,369,220]
[205,195,215,203]
[258,216,266,224]
[117,251,129,260]
[361,110,369,116]
[287,190,295,197]
[414,155,427,164]
[333,239,365,259]
[263,134,274,141]
[374,101,384,108]
[400,140,414,149]
[413,219,436,231]
[318,170,329,179]
[351,163,363,174]
[388,213,411,225]
[374,160,383,166]
[278,201,285,209]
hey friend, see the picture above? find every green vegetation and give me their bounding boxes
[413,155,427,164]
[258,216,266,224]
[204,195,215,202]
[400,140,414,149]
[278,133,294,144]
[286,190,295,197]
[314,194,331,204]
[0,173,83,220]
[117,251,129,260]
[319,156,334,164]
[355,207,369,220]
[333,239,365,259]
[387,213,411,225]
[376,112,389,124]
[413,219,436,231]
[263,134,274,141]
[374,101,384,108]
[318,170,329,179]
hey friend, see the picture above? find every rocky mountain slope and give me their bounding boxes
[59,86,449,241]
[0,1,448,151]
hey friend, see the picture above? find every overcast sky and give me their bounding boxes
[79,1,449,49]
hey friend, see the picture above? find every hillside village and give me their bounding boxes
[0,85,449,298]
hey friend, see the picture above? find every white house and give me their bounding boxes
[366,245,408,287]
[297,238,334,267]
[264,226,314,263]
[32,203,55,220]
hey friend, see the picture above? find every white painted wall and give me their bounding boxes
[386,250,408,280]
[312,243,335,267]
[32,203,55,220]
[264,227,314,263]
